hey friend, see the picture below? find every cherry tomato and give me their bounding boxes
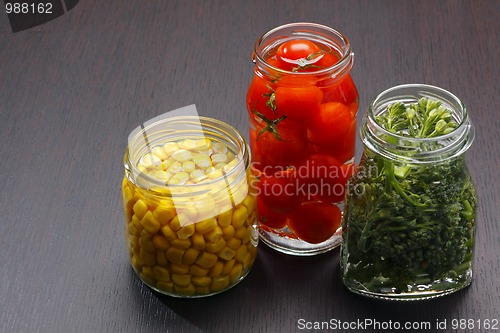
[306,102,354,146]
[251,118,309,174]
[246,75,277,121]
[257,168,303,213]
[320,74,359,106]
[311,117,356,163]
[313,52,340,69]
[274,86,323,122]
[257,198,289,229]
[276,39,321,72]
[287,202,342,244]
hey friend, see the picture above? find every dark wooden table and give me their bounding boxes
[1,1,499,332]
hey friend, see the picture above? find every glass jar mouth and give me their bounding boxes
[253,22,353,77]
[361,84,475,163]
[124,115,249,195]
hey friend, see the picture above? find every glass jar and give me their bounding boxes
[121,115,258,297]
[341,84,477,300]
[246,22,359,255]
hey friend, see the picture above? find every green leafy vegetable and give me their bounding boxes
[342,97,477,295]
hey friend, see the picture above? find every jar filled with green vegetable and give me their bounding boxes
[341,84,477,300]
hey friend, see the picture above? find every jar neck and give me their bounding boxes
[252,22,354,84]
[361,84,475,164]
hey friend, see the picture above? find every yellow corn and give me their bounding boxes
[210,276,230,292]
[209,261,224,277]
[160,224,177,241]
[182,161,196,173]
[196,252,218,269]
[166,247,185,264]
[190,169,206,182]
[192,233,206,250]
[179,139,197,150]
[171,149,193,162]
[132,215,143,232]
[122,186,135,219]
[206,237,226,254]
[195,286,210,294]
[182,248,200,265]
[171,274,191,287]
[169,215,183,231]
[217,207,233,227]
[218,247,236,261]
[133,200,149,220]
[140,249,156,266]
[157,280,174,293]
[166,161,183,174]
[152,235,169,251]
[139,237,155,253]
[204,226,223,243]
[241,195,256,213]
[140,229,153,240]
[243,252,255,270]
[205,167,223,180]
[160,159,172,171]
[141,266,155,284]
[234,226,248,240]
[177,224,195,240]
[156,251,168,266]
[222,259,236,275]
[131,254,141,272]
[211,153,227,164]
[153,205,176,225]
[229,263,243,283]
[235,245,248,263]
[193,153,212,169]
[162,142,179,156]
[222,225,236,241]
[195,217,217,234]
[192,275,212,287]
[141,211,160,234]
[174,284,196,296]
[153,266,171,281]
[226,238,241,250]
[212,142,227,154]
[232,205,248,230]
[170,263,190,275]
[190,264,209,277]
[195,138,213,151]
[171,239,192,250]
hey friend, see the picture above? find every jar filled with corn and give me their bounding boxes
[121,115,259,297]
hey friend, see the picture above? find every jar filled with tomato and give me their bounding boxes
[247,23,359,255]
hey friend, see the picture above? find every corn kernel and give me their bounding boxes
[141,266,155,282]
[190,264,209,277]
[195,138,213,151]
[171,171,189,185]
[131,255,141,272]
[229,263,243,283]
[190,169,206,182]
[241,195,256,213]
[222,225,236,241]
[139,237,156,253]
[154,170,170,181]
[139,153,161,169]
[170,263,190,275]
[235,245,248,263]
[132,215,143,232]
[183,248,200,265]
[162,142,179,156]
[196,252,218,269]
[171,149,193,162]
[160,159,172,171]
[217,207,233,227]
[234,226,248,240]
[211,153,228,164]
[174,284,196,296]
[218,247,236,261]
[140,249,156,266]
[179,139,198,150]
[193,153,212,169]
[206,167,223,180]
[204,226,223,243]
[212,142,227,154]
[169,215,183,231]
[232,205,248,230]
[157,280,174,292]
[151,146,168,159]
[222,259,236,275]
[171,239,192,250]
[154,205,176,225]
[140,228,153,240]
[195,217,217,234]
[177,224,195,240]
[195,286,210,294]
[153,266,171,281]
[122,186,135,219]
[133,200,149,220]
[166,247,185,264]
[243,252,255,270]
[152,235,169,251]
[192,233,206,250]
[156,251,168,266]
[192,275,212,287]
[209,261,224,277]
[226,238,241,251]
[166,161,183,174]
[210,275,230,292]
[160,224,177,241]
[171,274,191,287]
[141,211,160,234]
[182,161,196,173]
[206,238,226,254]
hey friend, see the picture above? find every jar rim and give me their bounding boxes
[253,22,353,77]
[124,115,249,194]
[361,84,475,163]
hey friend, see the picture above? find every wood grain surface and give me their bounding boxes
[1,1,499,332]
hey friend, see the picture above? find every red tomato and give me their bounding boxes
[274,86,323,122]
[320,74,359,106]
[306,102,354,146]
[257,168,303,213]
[296,154,354,203]
[257,198,289,229]
[251,117,309,174]
[276,39,321,71]
[314,52,340,69]
[310,117,356,163]
[246,75,277,121]
[287,202,342,244]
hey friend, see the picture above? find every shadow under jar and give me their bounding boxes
[341,84,477,300]
[121,116,258,297]
[247,22,359,255]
